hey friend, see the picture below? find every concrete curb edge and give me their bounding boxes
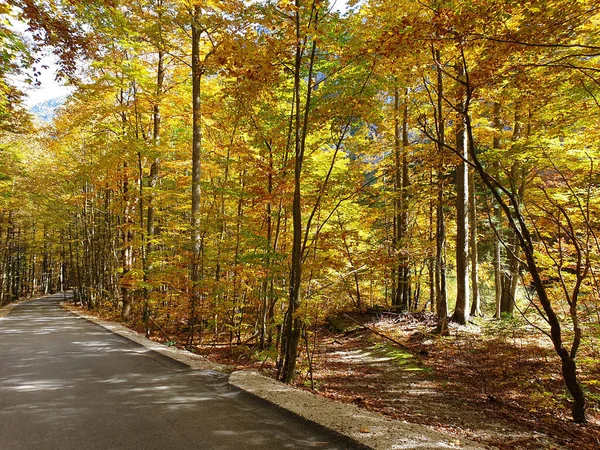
[60,299,488,450]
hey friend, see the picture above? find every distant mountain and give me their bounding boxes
[29,96,66,123]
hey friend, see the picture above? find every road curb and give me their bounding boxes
[59,301,233,373]
[61,300,488,450]
[229,370,488,450]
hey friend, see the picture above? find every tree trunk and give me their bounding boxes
[121,166,133,322]
[400,93,411,310]
[462,76,587,423]
[468,156,480,316]
[500,107,525,316]
[393,84,411,310]
[280,5,305,382]
[279,1,318,383]
[259,141,274,349]
[189,5,203,344]
[492,102,503,319]
[143,47,164,336]
[428,169,435,312]
[452,64,470,325]
[433,47,448,324]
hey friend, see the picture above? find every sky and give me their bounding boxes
[9,17,74,108]
[23,54,74,107]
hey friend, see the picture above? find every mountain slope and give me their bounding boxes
[29,96,66,122]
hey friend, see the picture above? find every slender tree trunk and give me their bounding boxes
[433,48,448,325]
[393,84,411,310]
[337,213,362,309]
[492,102,503,319]
[393,84,402,309]
[469,158,480,316]
[267,198,285,348]
[428,169,435,312]
[280,1,318,383]
[0,214,6,305]
[6,220,13,303]
[452,64,470,325]
[230,167,245,344]
[121,166,133,321]
[214,141,231,337]
[147,44,164,259]
[143,48,164,336]
[190,5,203,344]
[400,89,411,310]
[435,145,447,323]
[280,9,305,382]
[500,107,525,316]
[461,71,587,422]
[117,84,133,320]
[259,142,273,349]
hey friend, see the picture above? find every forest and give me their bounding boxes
[1,0,599,445]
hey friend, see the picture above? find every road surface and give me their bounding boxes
[0,295,363,450]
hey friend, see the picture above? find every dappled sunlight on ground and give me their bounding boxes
[289,316,579,450]
[0,295,360,450]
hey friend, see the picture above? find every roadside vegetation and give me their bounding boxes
[1,0,600,444]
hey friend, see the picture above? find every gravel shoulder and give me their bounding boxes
[58,300,487,450]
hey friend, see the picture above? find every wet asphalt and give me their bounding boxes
[0,295,363,450]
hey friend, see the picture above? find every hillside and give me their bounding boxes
[29,96,66,123]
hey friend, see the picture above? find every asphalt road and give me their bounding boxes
[0,295,362,450]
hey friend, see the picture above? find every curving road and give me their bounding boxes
[0,295,362,450]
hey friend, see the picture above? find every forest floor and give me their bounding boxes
[197,312,600,450]
[67,302,600,450]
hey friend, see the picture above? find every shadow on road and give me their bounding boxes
[0,295,362,450]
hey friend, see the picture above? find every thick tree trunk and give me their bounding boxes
[561,353,586,423]
[500,108,525,316]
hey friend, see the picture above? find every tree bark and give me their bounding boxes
[468,154,480,316]
[280,4,305,382]
[393,84,411,310]
[189,5,203,344]
[121,166,133,321]
[433,47,448,324]
[492,102,503,319]
[500,107,525,315]
[452,65,470,324]
[279,0,318,383]
[143,46,164,336]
